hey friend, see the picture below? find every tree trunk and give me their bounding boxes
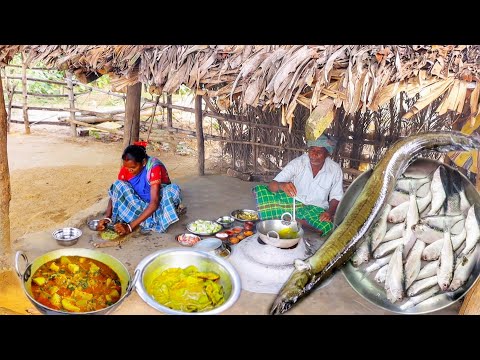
[195,95,205,176]
[0,74,12,264]
[123,82,142,149]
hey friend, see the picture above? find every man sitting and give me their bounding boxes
[253,134,344,236]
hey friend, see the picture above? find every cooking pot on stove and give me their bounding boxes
[256,212,304,248]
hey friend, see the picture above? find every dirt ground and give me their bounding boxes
[0,122,222,314]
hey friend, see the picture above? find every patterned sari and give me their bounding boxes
[109,157,181,233]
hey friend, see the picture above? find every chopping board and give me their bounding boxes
[91,229,128,248]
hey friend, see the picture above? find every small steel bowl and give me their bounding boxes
[52,227,82,246]
[216,215,235,228]
[87,219,100,231]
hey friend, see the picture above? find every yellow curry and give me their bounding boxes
[31,256,122,313]
[146,265,225,312]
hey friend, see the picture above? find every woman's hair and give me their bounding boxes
[122,144,148,162]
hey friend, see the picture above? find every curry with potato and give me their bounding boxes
[30,256,122,313]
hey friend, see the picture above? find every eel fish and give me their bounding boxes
[269,130,480,315]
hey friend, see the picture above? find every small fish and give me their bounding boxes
[387,189,431,224]
[417,260,439,280]
[437,223,454,291]
[364,254,393,275]
[404,240,426,289]
[373,238,404,259]
[428,166,447,216]
[408,292,450,309]
[402,183,420,257]
[412,223,444,244]
[449,245,479,291]
[395,177,430,194]
[374,264,389,283]
[371,204,392,251]
[460,204,480,257]
[384,223,405,242]
[270,130,480,315]
[400,285,441,311]
[421,228,467,261]
[385,245,404,303]
[439,169,463,216]
[351,235,371,267]
[407,275,438,297]
[388,191,410,207]
[416,182,431,198]
[419,215,464,232]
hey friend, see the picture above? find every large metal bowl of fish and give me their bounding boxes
[338,158,480,314]
[135,248,241,314]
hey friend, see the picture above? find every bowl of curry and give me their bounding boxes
[15,248,139,315]
[135,248,241,314]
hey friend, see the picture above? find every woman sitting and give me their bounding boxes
[97,143,185,235]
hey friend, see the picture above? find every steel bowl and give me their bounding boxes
[186,220,223,236]
[15,248,139,315]
[135,248,241,315]
[337,158,480,314]
[52,227,82,246]
[231,209,259,222]
[216,215,236,228]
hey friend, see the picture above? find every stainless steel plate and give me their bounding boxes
[231,209,259,222]
[338,158,480,314]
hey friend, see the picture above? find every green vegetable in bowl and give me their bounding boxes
[190,220,222,234]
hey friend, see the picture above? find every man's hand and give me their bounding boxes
[319,212,333,222]
[280,182,297,197]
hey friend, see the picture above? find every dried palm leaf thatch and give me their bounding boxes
[1,45,479,128]
[448,113,480,174]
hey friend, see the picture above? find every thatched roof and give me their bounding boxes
[1,45,479,129]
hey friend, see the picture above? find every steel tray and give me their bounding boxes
[337,158,480,314]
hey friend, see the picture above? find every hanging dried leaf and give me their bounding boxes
[404,78,455,119]
[304,98,335,141]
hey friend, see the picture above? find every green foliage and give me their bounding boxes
[90,75,111,89]
[178,84,192,96]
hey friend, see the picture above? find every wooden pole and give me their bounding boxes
[0,74,12,262]
[123,82,142,149]
[66,71,77,137]
[21,53,30,134]
[195,94,205,176]
[167,94,173,128]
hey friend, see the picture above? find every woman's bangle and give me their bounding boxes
[103,217,112,224]
[126,223,133,233]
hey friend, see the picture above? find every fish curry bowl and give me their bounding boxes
[337,158,480,314]
[15,248,139,315]
[135,248,241,315]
